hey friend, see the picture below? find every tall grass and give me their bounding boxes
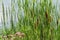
[0,0,60,40]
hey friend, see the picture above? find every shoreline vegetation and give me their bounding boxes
[0,0,60,40]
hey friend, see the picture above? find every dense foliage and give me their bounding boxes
[0,0,60,40]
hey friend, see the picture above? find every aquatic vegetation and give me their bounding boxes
[0,0,60,40]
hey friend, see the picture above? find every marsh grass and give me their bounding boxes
[0,0,60,40]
